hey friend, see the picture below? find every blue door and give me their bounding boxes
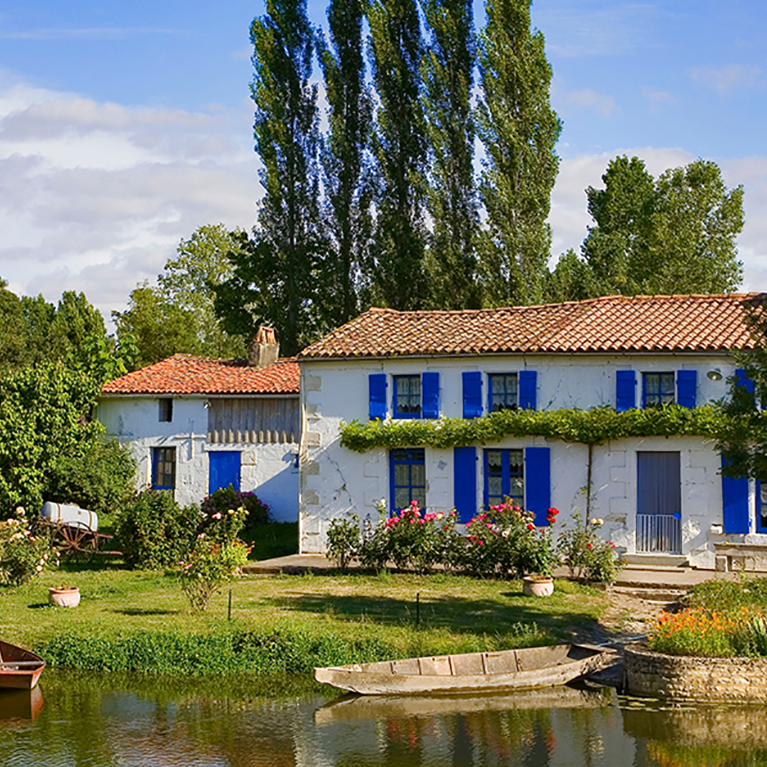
[209,451,241,495]
[637,451,681,553]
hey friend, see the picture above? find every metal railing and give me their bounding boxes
[637,514,681,554]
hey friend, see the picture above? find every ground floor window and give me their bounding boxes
[152,447,176,490]
[484,449,524,508]
[390,448,426,512]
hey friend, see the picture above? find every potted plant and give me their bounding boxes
[49,586,80,607]
[521,507,560,597]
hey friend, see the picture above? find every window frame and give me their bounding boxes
[757,481,767,534]
[393,375,422,419]
[151,446,176,491]
[483,448,524,509]
[643,372,675,408]
[390,448,426,512]
[488,373,519,412]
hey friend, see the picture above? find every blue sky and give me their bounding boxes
[1,0,766,322]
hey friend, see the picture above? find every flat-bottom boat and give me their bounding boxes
[0,641,45,690]
[314,643,617,696]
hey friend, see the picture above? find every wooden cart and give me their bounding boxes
[36,519,118,561]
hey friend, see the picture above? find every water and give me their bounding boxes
[2,672,767,767]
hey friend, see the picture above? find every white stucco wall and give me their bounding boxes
[98,395,299,522]
[298,353,745,566]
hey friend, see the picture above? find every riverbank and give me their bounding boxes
[1,569,614,675]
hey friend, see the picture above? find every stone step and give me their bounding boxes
[621,554,690,568]
[611,585,687,603]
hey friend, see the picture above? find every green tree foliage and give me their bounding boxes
[0,279,28,372]
[582,156,744,296]
[0,364,104,513]
[543,249,597,304]
[316,0,374,325]
[421,0,481,309]
[477,0,562,307]
[367,0,429,309]
[219,0,324,357]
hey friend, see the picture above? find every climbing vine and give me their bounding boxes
[339,405,725,452]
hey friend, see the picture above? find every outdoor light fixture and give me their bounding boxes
[707,369,723,381]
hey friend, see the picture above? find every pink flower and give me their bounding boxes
[212,512,223,520]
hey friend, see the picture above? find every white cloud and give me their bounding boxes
[559,88,616,117]
[548,147,767,293]
[0,72,261,324]
[642,87,675,110]
[689,64,763,96]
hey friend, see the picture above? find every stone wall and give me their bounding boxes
[625,643,767,701]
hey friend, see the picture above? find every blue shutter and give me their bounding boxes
[369,374,387,420]
[722,456,749,534]
[518,370,537,410]
[454,447,477,523]
[676,370,697,409]
[525,447,551,526]
[616,370,636,412]
[462,372,483,418]
[422,372,440,419]
[736,368,756,395]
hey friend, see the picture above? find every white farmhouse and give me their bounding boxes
[297,294,765,569]
[99,328,300,521]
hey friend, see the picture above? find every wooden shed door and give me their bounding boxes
[209,451,241,495]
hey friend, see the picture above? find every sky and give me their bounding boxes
[1,0,766,326]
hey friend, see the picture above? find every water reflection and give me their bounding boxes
[1,673,767,766]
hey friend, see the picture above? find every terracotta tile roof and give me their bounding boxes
[299,294,766,359]
[102,355,300,395]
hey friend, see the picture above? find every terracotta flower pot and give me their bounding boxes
[522,575,554,597]
[49,587,80,608]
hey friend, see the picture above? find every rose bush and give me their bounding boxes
[557,513,622,583]
[0,506,57,587]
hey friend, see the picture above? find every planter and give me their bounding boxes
[49,587,80,608]
[522,575,554,597]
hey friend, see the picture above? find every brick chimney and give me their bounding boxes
[248,326,279,368]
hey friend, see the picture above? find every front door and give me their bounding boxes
[637,451,681,554]
[209,451,241,495]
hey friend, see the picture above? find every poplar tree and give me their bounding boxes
[421,0,481,309]
[367,0,429,309]
[317,0,374,325]
[477,0,561,307]
[217,0,322,356]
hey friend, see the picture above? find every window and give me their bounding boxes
[391,448,426,511]
[484,449,524,508]
[643,372,675,408]
[758,482,767,533]
[489,374,518,412]
[158,398,173,422]
[152,447,176,490]
[394,375,421,418]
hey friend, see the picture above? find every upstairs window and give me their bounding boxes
[152,447,176,490]
[489,374,518,412]
[394,375,421,418]
[158,398,173,422]
[485,449,524,508]
[643,373,675,408]
[391,448,426,511]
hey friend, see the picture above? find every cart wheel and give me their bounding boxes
[56,525,95,564]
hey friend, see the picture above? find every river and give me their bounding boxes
[2,671,766,766]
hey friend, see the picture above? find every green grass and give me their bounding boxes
[0,569,608,675]
[682,575,767,611]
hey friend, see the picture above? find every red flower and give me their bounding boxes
[527,523,535,531]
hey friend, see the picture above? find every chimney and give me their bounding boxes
[248,326,279,368]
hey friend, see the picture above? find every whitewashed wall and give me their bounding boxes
[298,353,742,566]
[98,396,299,522]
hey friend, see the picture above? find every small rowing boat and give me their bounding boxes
[0,641,45,690]
[314,643,617,696]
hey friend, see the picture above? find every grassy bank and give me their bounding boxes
[0,569,607,675]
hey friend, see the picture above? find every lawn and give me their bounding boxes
[0,568,609,675]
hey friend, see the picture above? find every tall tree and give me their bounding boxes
[367,0,429,308]
[476,0,561,307]
[216,0,323,357]
[582,156,744,295]
[421,0,481,309]
[316,0,375,326]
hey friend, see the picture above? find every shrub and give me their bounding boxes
[326,514,360,570]
[682,575,767,611]
[200,487,269,532]
[0,506,57,586]
[47,438,136,517]
[116,490,199,569]
[557,513,622,583]
[177,536,251,612]
[199,501,247,546]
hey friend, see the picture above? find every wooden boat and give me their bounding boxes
[0,641,45,690]
[314,643,617,696]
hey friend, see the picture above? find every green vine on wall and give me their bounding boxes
[339,405,725,452]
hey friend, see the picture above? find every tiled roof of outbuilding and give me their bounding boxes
[299,294,766,359]
[102,355,300,395]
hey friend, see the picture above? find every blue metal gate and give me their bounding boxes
[637,451,681,554]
